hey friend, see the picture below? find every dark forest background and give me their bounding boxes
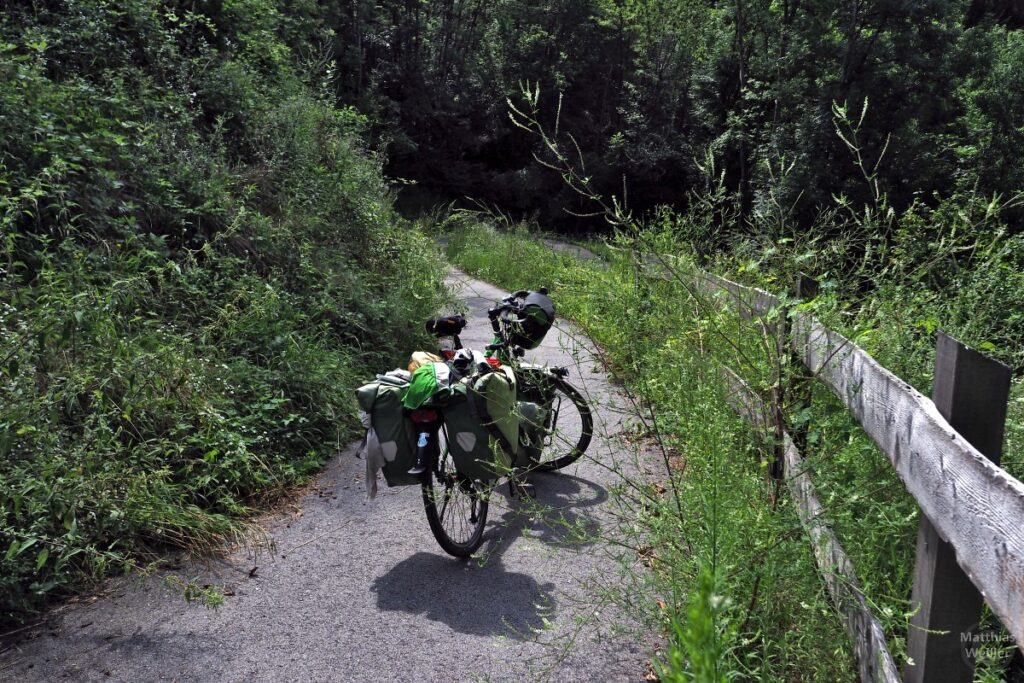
[315,0,1024,232]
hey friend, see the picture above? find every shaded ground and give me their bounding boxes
[0,270,652,682]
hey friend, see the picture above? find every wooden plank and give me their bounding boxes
[694,271,780,318]
[791,314,1024,648]
[905,333,1013,683]
[722,368,901,683]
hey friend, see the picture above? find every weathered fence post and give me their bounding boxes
[789,274,819,455]
[904,332,1012,683]
[768,292,789,483]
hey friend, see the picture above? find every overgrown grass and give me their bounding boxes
[446,216,1023,680]
[444,219,858,680]
[0,3,445,623]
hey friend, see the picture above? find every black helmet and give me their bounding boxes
[507,291,555,349]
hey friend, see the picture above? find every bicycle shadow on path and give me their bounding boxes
[370,472,607,640]
[502,471,608,550]
[371,551,554,638]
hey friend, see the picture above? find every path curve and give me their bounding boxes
[1,270,649,682]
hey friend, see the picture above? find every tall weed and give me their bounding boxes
[446,221,855,680]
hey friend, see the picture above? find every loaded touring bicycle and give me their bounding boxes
[356,288,593,557]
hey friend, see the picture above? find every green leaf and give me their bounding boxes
[4,540,21,562]
[36,548,49,570]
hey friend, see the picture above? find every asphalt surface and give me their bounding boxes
[1,270,652,682]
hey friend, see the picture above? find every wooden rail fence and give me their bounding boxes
[685,267,1021,683]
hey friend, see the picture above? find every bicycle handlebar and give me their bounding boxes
[487,287,546,349]
[486,341,525,357]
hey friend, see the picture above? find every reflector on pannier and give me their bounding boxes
[507,291,555,349]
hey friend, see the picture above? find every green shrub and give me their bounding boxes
[0,3,445,622]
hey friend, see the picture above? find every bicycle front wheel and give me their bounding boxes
[531,377,593,472]
[422,431,490,558]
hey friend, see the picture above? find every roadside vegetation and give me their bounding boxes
[444,220,855,679]
[0,2,444,624]
[3,0,1023,679]
[441,166,1023,679]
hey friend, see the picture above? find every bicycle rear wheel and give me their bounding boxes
[523,375,593,472]
[422,430,490,557]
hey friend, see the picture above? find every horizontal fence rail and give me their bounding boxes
[791,313,1024,647]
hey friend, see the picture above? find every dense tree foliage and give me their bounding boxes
[326,0,1023,375]
[313,0,1024,232]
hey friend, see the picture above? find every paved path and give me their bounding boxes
[540,239,603,263]
[1,270,650,682]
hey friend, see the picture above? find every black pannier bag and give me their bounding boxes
[507,291,555,349]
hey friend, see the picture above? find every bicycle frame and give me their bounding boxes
[416,289,592,555]
[428,288,588,472]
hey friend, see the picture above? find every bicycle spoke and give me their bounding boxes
[424,445,488,551]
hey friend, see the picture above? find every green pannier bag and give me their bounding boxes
[444,366,522,480]
[355,380,420,487]
[516,399,549,464]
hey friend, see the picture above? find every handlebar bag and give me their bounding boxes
[507,291,555,349]
[444,367,521,480]
[356,380,420,490]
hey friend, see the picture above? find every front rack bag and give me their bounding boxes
[506,291,555,349]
